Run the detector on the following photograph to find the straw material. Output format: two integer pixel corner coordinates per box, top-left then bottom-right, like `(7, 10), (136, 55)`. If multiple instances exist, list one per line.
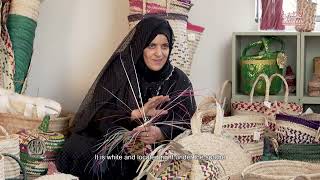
(185, 22), (204, 75)
(232, 74), (303, 131)
(241, 160), (320, 180)
(0, 112), (73, 135)
(141, 103), (252, 180)
(295, 0), (317, 32)
(0, 126), (21, 179)
(9, 0), (41, 21)
(223, 114), (266, 162)
(275, 113), (320, 144)
(0, 155), (4, 180)
(34, 173), (79, 180)
(0, 0), (15, 91)
(278, 143), (320, 162)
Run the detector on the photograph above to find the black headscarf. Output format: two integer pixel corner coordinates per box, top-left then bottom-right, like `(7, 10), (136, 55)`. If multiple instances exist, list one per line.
(73, 16), (175, 133)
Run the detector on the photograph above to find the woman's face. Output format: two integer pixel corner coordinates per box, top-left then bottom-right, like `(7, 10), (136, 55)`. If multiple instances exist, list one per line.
(143, 34), (170, 71)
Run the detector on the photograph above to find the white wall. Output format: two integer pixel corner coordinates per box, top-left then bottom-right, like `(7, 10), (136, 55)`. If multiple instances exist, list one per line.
(26, 0), (257, 112)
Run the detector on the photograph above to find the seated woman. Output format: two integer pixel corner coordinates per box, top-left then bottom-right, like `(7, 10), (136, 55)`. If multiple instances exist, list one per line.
(56, 16), (196, 180)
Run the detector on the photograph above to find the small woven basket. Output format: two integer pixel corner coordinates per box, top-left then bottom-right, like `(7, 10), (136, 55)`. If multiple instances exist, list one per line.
(0, 126), (20, 179)
(241, 160), (320, 180)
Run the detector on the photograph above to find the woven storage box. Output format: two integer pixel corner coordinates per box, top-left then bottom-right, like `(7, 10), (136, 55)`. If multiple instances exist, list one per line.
(0, 112), (73, 135)
(139, 103), (252, 180)
(241, 160), (320, 180)
(0, 126), (21, 179)
(275, 113), (320, 144)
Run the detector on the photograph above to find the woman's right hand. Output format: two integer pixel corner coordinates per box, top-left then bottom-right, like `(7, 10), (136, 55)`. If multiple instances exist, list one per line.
(131, 95), (170, 120)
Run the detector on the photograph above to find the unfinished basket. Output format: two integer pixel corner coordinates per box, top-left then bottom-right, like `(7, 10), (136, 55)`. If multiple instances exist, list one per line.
(241, 160), (320, 180)
(0, 125), (20, 179)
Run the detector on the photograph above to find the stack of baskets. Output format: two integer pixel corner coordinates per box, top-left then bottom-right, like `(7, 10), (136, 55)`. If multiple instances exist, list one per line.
(127, 0), (204, 76)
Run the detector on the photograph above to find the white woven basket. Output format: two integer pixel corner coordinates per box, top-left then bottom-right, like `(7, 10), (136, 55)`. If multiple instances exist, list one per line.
(0, 126), (21, 179)
(241, 160), (320, 180)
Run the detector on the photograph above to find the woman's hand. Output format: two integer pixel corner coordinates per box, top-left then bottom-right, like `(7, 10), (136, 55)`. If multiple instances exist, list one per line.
(132, 125), (165, 144)
(131, 95), (170, 120)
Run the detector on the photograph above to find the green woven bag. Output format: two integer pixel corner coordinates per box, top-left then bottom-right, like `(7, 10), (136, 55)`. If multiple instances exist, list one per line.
(240, 37), (287, 95)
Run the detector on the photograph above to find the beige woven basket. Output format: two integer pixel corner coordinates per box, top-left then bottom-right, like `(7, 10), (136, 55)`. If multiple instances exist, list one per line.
(0, 112), (73, 135)
(241, 160), (320, 180)
(0, 125), (20, 179)
(9, 0), (41, 21)
(0, 155), (4, 180)
(223, 114), (267, 162)
(141, 103), (252, 180)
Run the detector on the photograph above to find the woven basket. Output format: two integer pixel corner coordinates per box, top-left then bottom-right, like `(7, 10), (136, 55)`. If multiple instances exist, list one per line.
(0, 155), (4, 180)
(223, 115), (267, 162)
(9, 0), (41, 21)
(142, 103), (252, 180)
(34, 173), (79, 180)
(0, 126), (20, 179)
(295, 0), (317, 32)
(0, 112), (73, 135)
(197, 96), (216, 133)
(241, 160), (320, 180)
(128, 0), (192, 16)
(185, 22), (204, 75)
(275, 113), (320, 144)
(278, 143), (320, 162)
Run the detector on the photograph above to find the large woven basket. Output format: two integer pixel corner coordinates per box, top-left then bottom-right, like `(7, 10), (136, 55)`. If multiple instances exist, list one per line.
(0, 112), (73, 135)
(0, 126), (20, 179)
(140, 103), (252, 180)
(241, 160), (320, 180)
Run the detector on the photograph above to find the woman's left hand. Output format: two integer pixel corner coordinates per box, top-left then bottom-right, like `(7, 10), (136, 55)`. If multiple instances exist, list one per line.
(132, 125), (165, 144)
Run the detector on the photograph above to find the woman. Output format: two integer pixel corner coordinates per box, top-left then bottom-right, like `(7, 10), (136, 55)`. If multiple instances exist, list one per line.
(56, 16), (196, 180)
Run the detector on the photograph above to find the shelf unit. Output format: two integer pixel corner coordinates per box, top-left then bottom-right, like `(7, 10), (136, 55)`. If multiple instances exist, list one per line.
(232, 31), (301, 104)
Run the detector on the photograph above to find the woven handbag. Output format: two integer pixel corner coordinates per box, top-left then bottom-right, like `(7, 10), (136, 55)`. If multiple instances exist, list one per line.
(232, 73), (303, 131)
(0, 126), (21, 179)
(137, 103), (252, 180)
(275, 113), (320, 144)
(240, 37), (286, 95)
(223, 114), (267, 163)
(295, 0), (317, 32)
(241, 160), (320, 180)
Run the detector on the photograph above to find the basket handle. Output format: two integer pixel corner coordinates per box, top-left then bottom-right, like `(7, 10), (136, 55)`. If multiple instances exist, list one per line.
(241, 37), (285, 58)
(197, 96), (216, 111)
(1, 153), (27, 180)
(269, 73), (289, 104)
(0, 125), (10, 138)
(249, 74), (270, 103)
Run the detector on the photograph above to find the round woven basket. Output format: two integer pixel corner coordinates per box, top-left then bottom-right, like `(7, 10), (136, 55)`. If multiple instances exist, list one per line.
(0, 112), (73, 135)
(241, 160), (320, 180)
(0, 126), (20, 179)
